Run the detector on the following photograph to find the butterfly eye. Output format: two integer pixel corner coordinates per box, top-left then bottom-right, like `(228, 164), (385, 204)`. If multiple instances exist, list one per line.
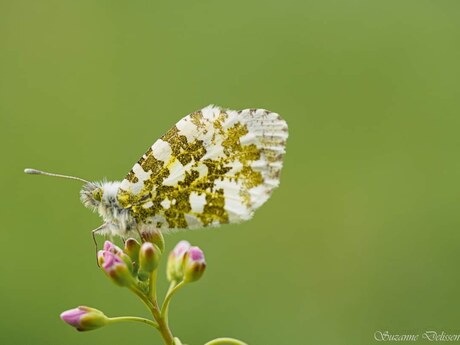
(93, 188), (103, 202)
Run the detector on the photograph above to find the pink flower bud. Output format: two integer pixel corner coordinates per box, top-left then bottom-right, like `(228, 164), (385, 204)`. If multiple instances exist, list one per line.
(103, 241), (123, 255)
(173, 240), (192, 257)
(166, 241), (191, 282)
(183, 246), (206, 283)
(60, 306), (108, 332)
(98, 250), (134, 287)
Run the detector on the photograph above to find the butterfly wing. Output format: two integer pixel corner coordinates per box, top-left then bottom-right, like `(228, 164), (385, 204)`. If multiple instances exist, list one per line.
(117, 105), (288, 230)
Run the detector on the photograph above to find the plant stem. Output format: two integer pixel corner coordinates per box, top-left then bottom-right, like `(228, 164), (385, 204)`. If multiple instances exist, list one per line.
(129, 285), (156, 311)
(108, 316), (159, 329)
(162, 280), (176, 321)
(204, 338), (248, 345)
(151, 296), (175, 345)
(166, 280), (177, 296)
(160, 280), (186, 320)
(129, 285), (175, 345)
(149, 270), (158, 302)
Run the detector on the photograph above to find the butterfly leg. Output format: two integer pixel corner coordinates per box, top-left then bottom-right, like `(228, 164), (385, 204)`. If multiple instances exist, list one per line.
(91, 223), (107, 267)
(134, 226), (144, 243)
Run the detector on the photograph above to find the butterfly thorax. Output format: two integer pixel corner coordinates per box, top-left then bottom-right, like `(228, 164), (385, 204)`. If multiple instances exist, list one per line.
(80, 181), (136, 235)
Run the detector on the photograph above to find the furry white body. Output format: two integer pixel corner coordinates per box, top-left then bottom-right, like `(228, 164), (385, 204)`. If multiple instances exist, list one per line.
(80, 181), (147, 236)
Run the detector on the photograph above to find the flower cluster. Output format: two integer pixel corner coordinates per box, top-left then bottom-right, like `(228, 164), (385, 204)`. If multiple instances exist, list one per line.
(59, 234), (215, 344)
(94, 238), (206, 291)
(167, 240), (207, 283)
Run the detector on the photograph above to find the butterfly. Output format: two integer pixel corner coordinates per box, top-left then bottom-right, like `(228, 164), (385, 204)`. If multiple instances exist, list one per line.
(25, 105), (288, 238)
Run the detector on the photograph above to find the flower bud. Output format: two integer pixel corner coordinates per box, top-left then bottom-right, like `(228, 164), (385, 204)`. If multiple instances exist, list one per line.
(102, 241), (134, 269)
(97, 250), (106, 267)
(141, 230), (165, 253)
(166, 240), (191, 282)
(183, 246), (206, 283)
(124, 238), (141, 264)
(60, 306), (108, 332)
(103, 241), (123, 255)
(98, 251), (134, 287)
(139, 242), (161, 273)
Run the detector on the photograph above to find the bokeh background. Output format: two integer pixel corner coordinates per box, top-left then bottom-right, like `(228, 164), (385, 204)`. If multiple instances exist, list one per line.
(1, 1), (460, 344)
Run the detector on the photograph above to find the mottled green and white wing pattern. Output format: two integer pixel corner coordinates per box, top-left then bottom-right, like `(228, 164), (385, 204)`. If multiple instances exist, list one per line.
(117, 105), (288, 230)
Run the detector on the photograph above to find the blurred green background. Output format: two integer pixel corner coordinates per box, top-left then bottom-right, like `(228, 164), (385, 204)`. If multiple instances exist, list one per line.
(1, 1), (460, 344)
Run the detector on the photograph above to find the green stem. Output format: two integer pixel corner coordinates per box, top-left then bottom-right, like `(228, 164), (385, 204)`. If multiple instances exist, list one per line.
(149, 270), (158, 302)
(204, 338), (248, 345)
(152, 296), (174, 345)
(166, 280), (177, 296)
(129, 285), (157, 311)
(129, 285), (175, 345)
(162, 280), (177, 321)
(160, 280), (186, 320)
(108, 316), (159, 329)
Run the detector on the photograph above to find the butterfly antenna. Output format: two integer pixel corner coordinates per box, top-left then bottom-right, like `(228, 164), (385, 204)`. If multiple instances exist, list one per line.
(24, 168), (90, 184)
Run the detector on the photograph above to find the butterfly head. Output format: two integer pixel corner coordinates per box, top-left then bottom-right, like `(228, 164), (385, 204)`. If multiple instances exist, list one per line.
(80, 180), (123, 211)
(80, 182), (104, 211)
